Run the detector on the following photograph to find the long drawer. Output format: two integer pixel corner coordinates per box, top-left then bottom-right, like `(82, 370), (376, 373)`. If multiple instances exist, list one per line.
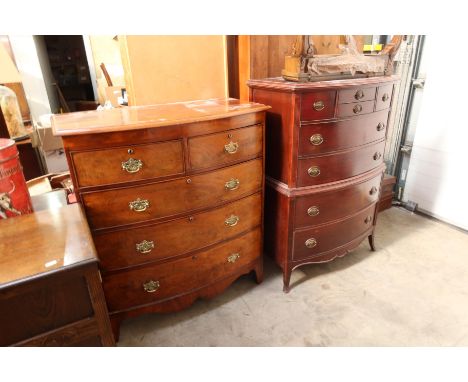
(297, 140), (385, 187)
(294, 171), (382, 229)
(103, 228), (262, 312)
(71, 140), (184, 187)
(189, 124), (263, 170)
(82, 158), (263, 229)
(292, 203), (376, 261)
(94, 193), (262, 271)
(299, 109), (389, 156)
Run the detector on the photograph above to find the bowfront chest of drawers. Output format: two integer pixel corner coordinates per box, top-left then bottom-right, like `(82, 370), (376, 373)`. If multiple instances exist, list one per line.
(52, 99), (269, 339)
(248, 76), (399, 292)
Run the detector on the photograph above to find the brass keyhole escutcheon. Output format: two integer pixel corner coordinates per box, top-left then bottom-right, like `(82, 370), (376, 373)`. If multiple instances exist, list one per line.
(143, 280), (160, 293)
(307, 206), (320, 217)
(308, 166), (321, 177)
(305, 238), (317, 249)
(353, 104), (363, 114)
(313, 100), (325, 111)
(310, 134), (324, 146)
(377, 122), (385, 131)
(127, 148), (134, 154)
(355, 90), (364, 100)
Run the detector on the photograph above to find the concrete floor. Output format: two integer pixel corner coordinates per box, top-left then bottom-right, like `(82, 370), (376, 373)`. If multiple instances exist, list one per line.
(118, 207), (468, 346)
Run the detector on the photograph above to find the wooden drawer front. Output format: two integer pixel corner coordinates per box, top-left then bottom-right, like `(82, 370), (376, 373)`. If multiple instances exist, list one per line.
(294, 173), (382, 229)
(72, 140), (184, 187)
(338, 86), (377, 104)
(292, 204), (376, 261)
(189, 124), (263, 170)
(337, 100), (375, 118)
(82, 158), (263, 229)
(376, 84), (394, 111)
(299, 109), (389, 156)
(301, 91), (336, 121)
(94, 193), (262, 271)
(103, 229), (261, 312)
(297, 140), (385, 187)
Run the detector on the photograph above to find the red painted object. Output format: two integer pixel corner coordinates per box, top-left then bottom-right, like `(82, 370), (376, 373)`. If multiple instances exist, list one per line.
(0, 138), (32, 219)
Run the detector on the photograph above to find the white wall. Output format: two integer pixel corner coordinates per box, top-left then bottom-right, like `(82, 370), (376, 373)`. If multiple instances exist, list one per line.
(403, 36), (468, 230)
(8, 35), (52, 121)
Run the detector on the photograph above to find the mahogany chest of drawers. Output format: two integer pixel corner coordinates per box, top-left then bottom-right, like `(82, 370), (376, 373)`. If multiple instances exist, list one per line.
(52, 99), (269, 340)
(248, 76), (399, 292)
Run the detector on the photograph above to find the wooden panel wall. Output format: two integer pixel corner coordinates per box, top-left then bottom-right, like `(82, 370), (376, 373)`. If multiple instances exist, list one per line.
(234, 35), (365, 100)
(120, 36), (228, 106)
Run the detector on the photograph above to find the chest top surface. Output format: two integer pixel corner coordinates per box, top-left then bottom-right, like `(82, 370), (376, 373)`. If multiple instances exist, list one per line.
(247, 75), (400, 92)
(52, 98), (270, 136)
(0, 203), (97, 287)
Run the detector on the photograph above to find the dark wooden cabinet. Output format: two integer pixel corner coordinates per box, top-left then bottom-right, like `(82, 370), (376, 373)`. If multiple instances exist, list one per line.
(0, 201), (114, 346)
(52, 99), (269, 340)
(248, 76), (399, 292)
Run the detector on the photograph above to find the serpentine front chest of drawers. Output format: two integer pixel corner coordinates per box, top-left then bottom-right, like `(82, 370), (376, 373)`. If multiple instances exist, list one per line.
(52, 99), (269, 340)
(248, 76), (399, 292)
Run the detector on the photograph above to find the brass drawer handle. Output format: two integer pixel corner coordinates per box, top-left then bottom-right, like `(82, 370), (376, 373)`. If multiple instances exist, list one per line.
(305, 238), (317, 249)
(307, 166), (321, 177)
(377, 122), (385, 131)
(369, 186), (378, 196)
(353, 104), (363, 114)
(307, 206), (320, 216)
(225, 178), (240, 191)
(227, 253), (240, 263)
(225, 215), (240, 227)
(136, 240), (155, 254)
(382, 93), (389, 102)
(143, 280), (160, 293)
(373, 152), (382, 161)
(364, 215), (373, 224)
(122, 158), (143, 173)
(313, 100), (325, 111)
(355, 89), (365, 100)
(309, 134), (324, 146)
(224, 141), (239, 154)
(129, 198), (150, 212)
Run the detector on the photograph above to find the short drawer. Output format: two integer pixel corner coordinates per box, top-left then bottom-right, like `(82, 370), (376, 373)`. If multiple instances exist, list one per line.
(301, 91), (336, 121)
(94, 193), (262, 271)
(82, 158), (263, 229)
(189, 124), (263, 170)
(71, 140), (184, 187)
(338, 86), (377, 104)
(376, 84), (394, 111)
(292, 203), (376, 261)
(294, 172), (382, 229)
(103, 228), (262, 313)
(299, 109), (389, 156)
(337, 100), (375, 118)
(297, 140), (385, 187)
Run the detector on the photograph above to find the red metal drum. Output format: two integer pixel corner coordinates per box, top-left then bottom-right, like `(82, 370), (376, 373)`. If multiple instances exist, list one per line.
(0, 138), (32, 219)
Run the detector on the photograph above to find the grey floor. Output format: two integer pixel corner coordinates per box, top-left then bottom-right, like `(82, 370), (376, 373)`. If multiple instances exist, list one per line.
(118, 207), (468, 346)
